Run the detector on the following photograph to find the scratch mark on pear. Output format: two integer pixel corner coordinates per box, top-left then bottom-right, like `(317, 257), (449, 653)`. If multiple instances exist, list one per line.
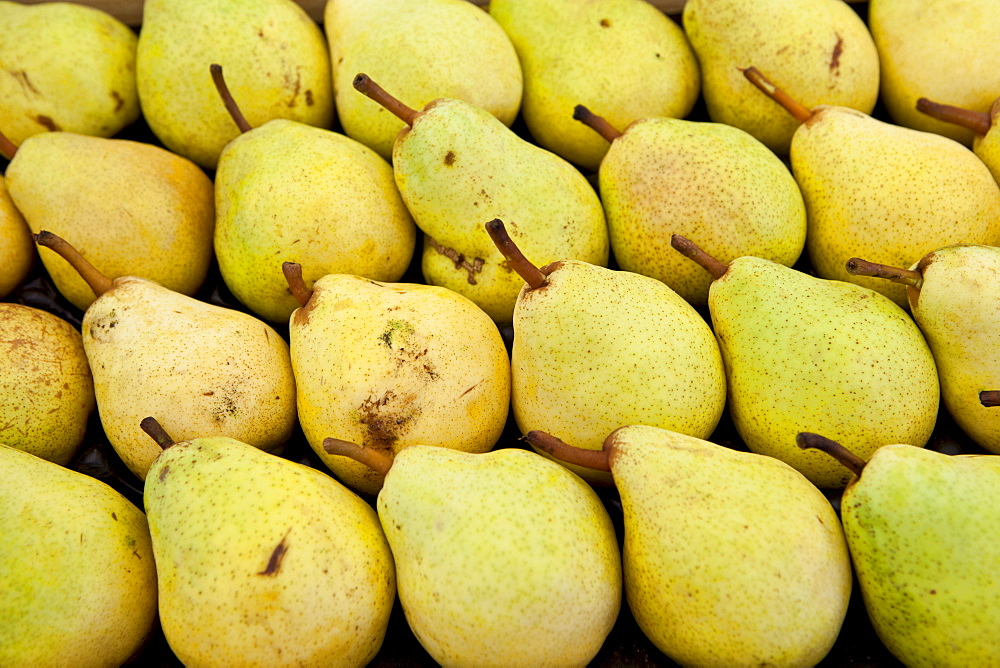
(426, 236), (484, 285)
(258, 529), (291, 576)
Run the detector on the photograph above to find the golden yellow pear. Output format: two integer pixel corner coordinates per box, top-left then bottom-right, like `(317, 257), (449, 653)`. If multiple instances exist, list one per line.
(0, 176), (33, 299)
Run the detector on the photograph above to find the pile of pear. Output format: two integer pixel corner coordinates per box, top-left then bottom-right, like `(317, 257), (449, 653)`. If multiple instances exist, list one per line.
(3, 0), (1000, 665)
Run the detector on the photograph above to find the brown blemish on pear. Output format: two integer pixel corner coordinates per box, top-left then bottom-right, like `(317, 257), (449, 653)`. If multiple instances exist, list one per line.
(425, 236), (484, 284)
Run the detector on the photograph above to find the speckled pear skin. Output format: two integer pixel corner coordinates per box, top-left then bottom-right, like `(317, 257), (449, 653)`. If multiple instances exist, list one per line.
(145, 436), (395, 667)
(512, 259), (726, 484)
(710, 256), (939, 488)
(599, 117), (806, 307)
(377, 446), (621, 667)
(0, 444), (157, 667)
(792, 106), (1000, 308)
(972, 102), (1000, 185)
(0, 177), (34, 299)
(841, 444), (1000, 666)
(608, 425), (851, 667)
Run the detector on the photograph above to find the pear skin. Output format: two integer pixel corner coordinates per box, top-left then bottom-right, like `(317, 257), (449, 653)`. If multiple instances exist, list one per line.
(0, 176), (34, 298)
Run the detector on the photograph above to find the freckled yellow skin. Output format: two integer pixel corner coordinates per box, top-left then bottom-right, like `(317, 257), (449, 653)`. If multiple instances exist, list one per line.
(609, 425), (851, 667)
(378, 446), (621, 667)
(710, 256), (939, 488)
(793, 106), (1000, 307)
(0, 445), (158, 667)
(83, 278), (297, 481)
(842, 445), (1000, 666)
(0, 177), (34, 299)
(291, 275), (510, 496)
(973, 123), (1000, 186)
(145, 437), (395, 667)
(5, 132), (215, 312)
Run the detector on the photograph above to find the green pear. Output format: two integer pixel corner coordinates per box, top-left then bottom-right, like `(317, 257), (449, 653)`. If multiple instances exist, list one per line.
(286, 264), (510, 495)
(325, 0), (522, 161)
(325, 438), (621, 667)
(674, 236), (939, 488)
(0, 1), (139, 154)
(574, 105), (806, 307)
(489, 0), (700, 172)
(800, 433), (1000, 666)
(0, 175), (33, 299)
(142, 420), (395, 667)
(532, 426), (852, 667)
(136, 0), (334, 170)
(35, 231), (297, 481)
(683, 0), (879, 155)
(210, 65), (416, 324)
(916, 96), (1000, 185)
(0, 444), (157, 666)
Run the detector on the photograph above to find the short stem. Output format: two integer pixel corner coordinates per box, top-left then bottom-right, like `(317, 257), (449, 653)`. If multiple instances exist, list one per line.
(524, 430), (612, 472)
(33, 230), (114, 297)
(742, 66), (813, 124)
(485, 219), (547, 289)
(140, 417), (176, 449)
(796, 432), (866, 478)
(916, 98), (991, 137)
(670, 235), (728, 280)
(282, 262), (312, 307)
(210, 64), (253, 133)
(845, 258), (923, 288)
(981, 391), (1000, 408)
(353, 74), (418, 126)
(573, 105), (623, 143)
(323, 438), (394, 477)
(0, 127), (17, 159)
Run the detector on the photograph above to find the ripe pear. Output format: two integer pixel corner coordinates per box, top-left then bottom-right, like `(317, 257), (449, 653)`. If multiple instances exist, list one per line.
(325, 438), (622, 667)
(0, 1), (139, 154)
(801, 433), (1000, 666)
(674, 236), (939, 488)
(0, 175), (33, 299)
(35, 231), (297, 481)
(142, 420), (395, 667)
(917, 96), (1000, 185)
(683, 0), (879, 155)
(286, 263), (510, 496)
(136, 0), (334, 170)
(532, 426), (852, 667)
(325, 0), (522, 161)
(0, 444), (157, 667)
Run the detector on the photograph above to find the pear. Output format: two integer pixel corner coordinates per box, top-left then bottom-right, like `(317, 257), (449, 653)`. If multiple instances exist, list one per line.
(35, 231), (297, 481)
(745, 67), (1000, 308)
(353, 75), (608, 326)
(136, 0), (334, 170)
(489, 219), (726, 484)
(489, 0), (699, 172)
(324, 438), (622, 667)
(285, 262), (510, 496)
(916, 96), (1000, 185)
(325, 0), (522, 161)
(0, 444), (157, 666)
(673, 235), (939, 488)
(574, 105), (806, 307)
(683, 0), (879, 155)
(0, 1), (139, 154)
(0, 175), (33, 299)
(800, 433), (1000, 666)
(531, 427), (852, 667)
(211, 65), (416, 324)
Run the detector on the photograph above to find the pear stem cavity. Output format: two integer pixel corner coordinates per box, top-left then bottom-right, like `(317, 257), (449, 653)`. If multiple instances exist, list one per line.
(33, 230), (114, 297)
(916, 98), (991, 137)
(323, 437), (394, 477)
(210, 63), (253, 134)
(485, 218), (547, 290)
(0, 127), (18, 159)
(670, 234), (728, 280)
(353, 74), (418, 126)
(140, 417), (176, 450)
(796, 432), (866, 478)
(845, 258), (923, 288)
(573, 105), (623, 143)
(282, 261), (312, 307)
(524, 430), (612, 472)
(742, 67), (813, 124)
(981, 391), (1000, 408)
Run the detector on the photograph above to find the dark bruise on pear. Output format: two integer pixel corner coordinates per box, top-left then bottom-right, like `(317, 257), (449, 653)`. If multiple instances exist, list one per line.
(845, 258), (923, 288)
(524, 430), (612, 472)
(323, 437), (394, 477)
(573, 105), (623, 143)
(484, 218), (547, 290)
(210, 63), (253, 134)
(741, 66), (814, 125)
(140, 416), (176, 450)
(33, 230), (115, 297)
(916, 97), (992, 137)
(796, 432), (867, 478)
(352, 73), (418, 126)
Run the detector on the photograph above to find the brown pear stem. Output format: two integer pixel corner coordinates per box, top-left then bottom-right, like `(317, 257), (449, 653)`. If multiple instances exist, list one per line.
(742, 67), (813, 124)
(33, 230), (114, 297)
(845, 258), (923, 288)
(210, 63), (253, 133)
(573, 105), (623, 143)
(353, 74), (418, 126)
(796, 432), (866, 478)
(485, 219), (547, 289)
(981, 391), (1000, 408)
(0, 127), (17, 159)
(670, 235), (728, 280)
(323, 438), (394, 477)
(916, 98), (991, 137)
(282, 261), (312, 307)
(140, 417), (176, 449)
(524, 430), (612, 472)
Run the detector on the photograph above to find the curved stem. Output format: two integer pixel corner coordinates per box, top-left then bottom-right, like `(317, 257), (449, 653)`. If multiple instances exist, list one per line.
(845, 258), (923, 288)
(916, 98), (991, 137)
(981, 390), (1000, 408)
(670, 235), (728, 280)
(485, 219), (547, 290)
(742, 67), (813, 124)
(0, 127), (17, 159)
(210, 64), (253, 134)
(523, 430), (612, 472)
(573, 105), (622, 143)
(33, 230), (114, 297)
(282, 261), (312, 307)
(796, 432), (866, 478)
(323, 438), (394, 477)
(353, 74), (418, 126)
(140, 417), (176, 449)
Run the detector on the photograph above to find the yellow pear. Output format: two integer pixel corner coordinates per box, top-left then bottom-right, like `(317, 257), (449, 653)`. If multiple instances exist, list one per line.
(917, 96), (1000, 185)
(0, 175), (33, 299)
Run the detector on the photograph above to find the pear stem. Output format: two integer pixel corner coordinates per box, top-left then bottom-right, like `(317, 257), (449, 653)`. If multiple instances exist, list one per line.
(796, 432), (867, 478)
(524, 430), (612, 472)
(981, 391), (1000, 408)
(0, 127), (17, 159)
(33, 230), (114, 298)
(140, 417), (176, 450)
(282, 261), (312, 307)
(485, 219), (547, 290)
(573, 105), (623, 143)
(916, 98), (991, 137)
(353, 74), (418, 126)
(210, 63), (253, 134)
(845, 258), (923, 288)
(323, 438), (394, 477)
(670, 234), (728, 280)
(742, 67), (813, 124)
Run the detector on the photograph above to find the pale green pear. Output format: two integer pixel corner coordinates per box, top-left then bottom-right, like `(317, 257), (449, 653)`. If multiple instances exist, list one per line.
(490, 0), (699, 172)
(325, 0), (522, 161)
(917, 96), (1000, 185)
(0, 176), (33, 299)
(0, 444), (157, 667)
